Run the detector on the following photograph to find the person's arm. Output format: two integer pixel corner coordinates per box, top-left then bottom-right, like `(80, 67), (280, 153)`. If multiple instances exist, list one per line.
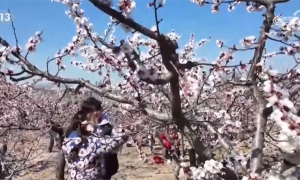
(91, 135), (129, 155)
(61, 134), (128, 164)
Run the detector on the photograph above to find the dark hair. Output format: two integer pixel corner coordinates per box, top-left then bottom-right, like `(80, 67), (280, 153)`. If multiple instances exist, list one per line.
(65, 97), (102, 137)
(83, 97), (102, 111)
(64, 98), (102, 162)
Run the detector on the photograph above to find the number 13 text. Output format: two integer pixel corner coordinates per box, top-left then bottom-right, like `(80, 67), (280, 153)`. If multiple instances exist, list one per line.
(0, 13), (12, 22)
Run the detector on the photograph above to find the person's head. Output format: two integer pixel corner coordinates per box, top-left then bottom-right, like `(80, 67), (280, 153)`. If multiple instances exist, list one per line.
(64, 97), (103, 162)
(83, 97), (102, 112)
(84, 97), (104, 122)
(65, 97), (102, 137)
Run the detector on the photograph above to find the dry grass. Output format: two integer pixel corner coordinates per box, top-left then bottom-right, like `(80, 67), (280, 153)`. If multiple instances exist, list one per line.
(9, 133), (176, 180)
(6, 131), (255, 180)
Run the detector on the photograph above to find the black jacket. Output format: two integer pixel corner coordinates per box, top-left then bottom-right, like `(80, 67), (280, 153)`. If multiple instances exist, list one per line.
(98, 123), (113, 136)
(99, 123), (119, 178)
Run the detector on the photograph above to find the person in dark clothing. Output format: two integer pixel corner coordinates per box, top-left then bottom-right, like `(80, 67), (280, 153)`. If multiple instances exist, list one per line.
(56, 97), (102, 180)
(76, 97), (119, 180)
(96, 118), (119, 180)
(93, 104), (119, 180)
(56, 97), (126, 180)
(96, 114), (112, 135)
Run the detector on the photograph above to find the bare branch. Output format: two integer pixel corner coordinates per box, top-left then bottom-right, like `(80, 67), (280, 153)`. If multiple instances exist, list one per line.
(88, 0), (158, 40)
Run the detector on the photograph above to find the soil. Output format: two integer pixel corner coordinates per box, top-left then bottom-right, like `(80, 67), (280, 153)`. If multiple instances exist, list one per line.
(11, 136), (176, 180)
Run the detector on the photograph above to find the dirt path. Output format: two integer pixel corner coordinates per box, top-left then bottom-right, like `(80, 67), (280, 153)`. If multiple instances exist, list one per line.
(12, 143), (175, 180)
(113, 146), (174, 180)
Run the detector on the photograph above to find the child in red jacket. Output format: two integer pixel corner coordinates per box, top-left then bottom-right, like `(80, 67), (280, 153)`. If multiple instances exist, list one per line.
(159, 134), (172, 161)
(169, 130), (181, 158)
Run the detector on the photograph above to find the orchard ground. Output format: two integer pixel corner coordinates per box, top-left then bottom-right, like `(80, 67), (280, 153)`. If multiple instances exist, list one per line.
(9, 131), (177, 180)
(7, 131), (253, 180)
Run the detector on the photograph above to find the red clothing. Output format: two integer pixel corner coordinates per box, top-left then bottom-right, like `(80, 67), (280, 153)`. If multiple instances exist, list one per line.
(163, 139), (172, 149)
(153, 155), (164, 164)
(159, 134), (167, 140)
(160, 133), (172, 149)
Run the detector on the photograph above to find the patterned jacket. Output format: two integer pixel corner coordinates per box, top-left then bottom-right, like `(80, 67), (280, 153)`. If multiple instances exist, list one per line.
(62, 131), (128, 180)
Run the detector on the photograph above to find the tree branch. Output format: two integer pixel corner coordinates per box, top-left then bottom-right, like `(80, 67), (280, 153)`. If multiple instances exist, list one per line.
(124, 50), (172, 85)
(88, 0), (158, 40)
(10, 52), (169, 122)
(178, 60), (251, 70)
(249, 2), (275, 175)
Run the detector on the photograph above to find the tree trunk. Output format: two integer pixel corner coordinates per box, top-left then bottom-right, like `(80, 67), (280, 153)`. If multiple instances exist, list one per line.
(56, 153), (66, 180)
(189, 148), (196, 167)
(0, 144), (7, 156)
(181, 133), (185, 157)
(0, 144), (8, 178)
(48, 132), (55, 153)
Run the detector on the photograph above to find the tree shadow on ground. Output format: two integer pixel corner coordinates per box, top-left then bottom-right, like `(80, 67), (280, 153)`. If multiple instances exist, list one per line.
(154, 146), (163, 151)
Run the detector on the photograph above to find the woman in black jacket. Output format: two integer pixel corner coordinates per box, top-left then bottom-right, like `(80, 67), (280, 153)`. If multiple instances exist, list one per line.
(56, 97), (121, 180)
(82, 97), (120, 180)
(97, 120), (119, 180)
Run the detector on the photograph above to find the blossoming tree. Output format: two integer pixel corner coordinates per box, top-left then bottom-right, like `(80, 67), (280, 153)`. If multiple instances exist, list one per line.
(1, 0), (300, 179)
(0, 76), (126, 178)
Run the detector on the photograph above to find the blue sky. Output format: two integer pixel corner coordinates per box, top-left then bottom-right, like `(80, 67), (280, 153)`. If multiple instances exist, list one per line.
(0, 0), (298, 84)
